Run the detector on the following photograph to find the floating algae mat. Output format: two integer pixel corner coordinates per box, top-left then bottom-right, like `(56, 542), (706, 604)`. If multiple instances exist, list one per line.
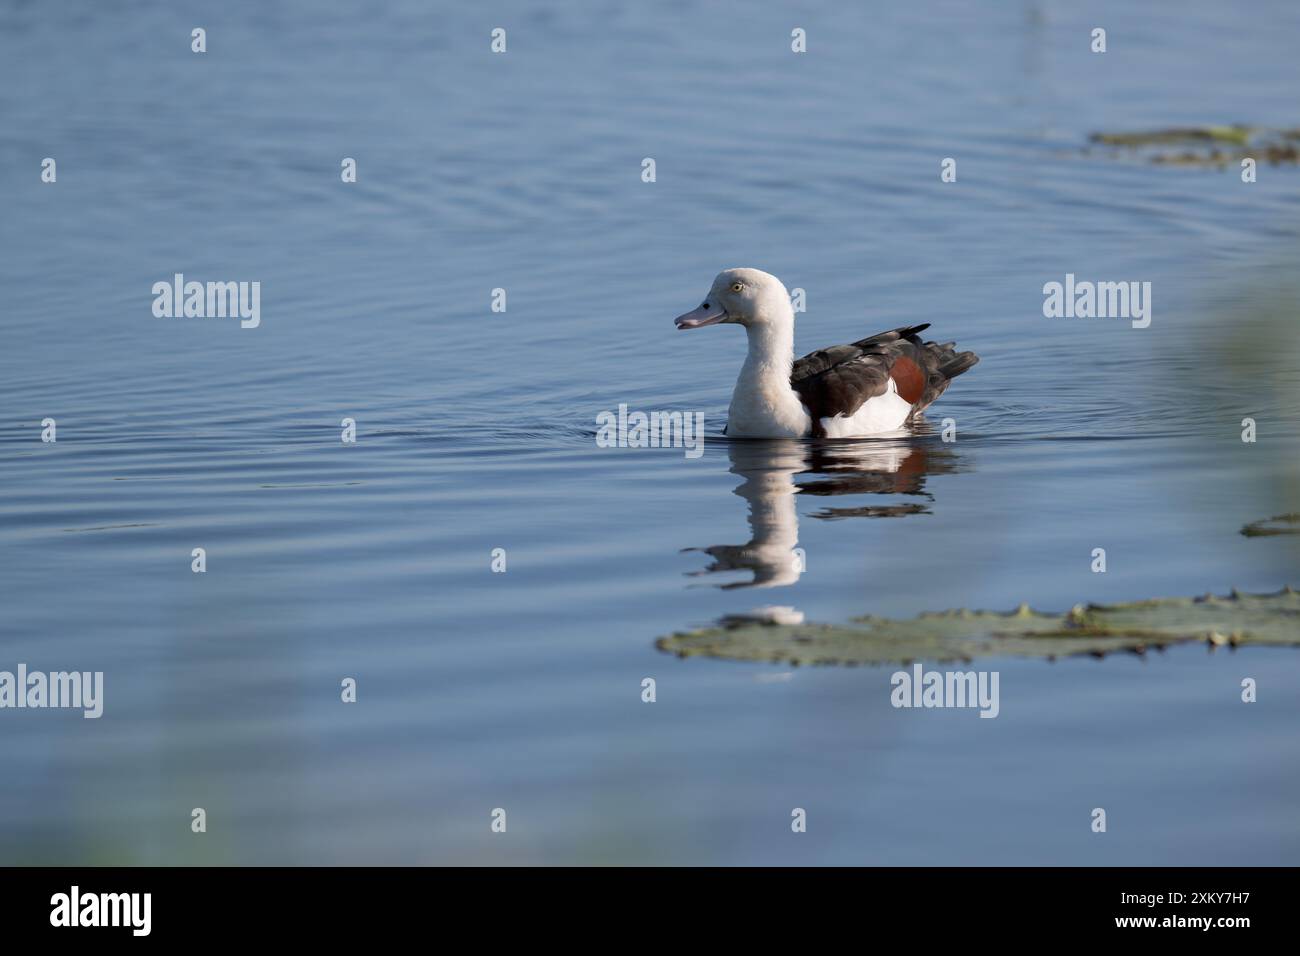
(1086, 125), (1300, 168)
(657, 589), (1300, 666)
(1241, 514), (1300, 537)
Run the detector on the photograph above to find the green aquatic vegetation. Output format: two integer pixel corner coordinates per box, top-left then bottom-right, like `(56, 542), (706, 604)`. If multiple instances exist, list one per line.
(1090, 126), (1254, 147)
(1086, 125), (1300, 167)
(656, 588), (1300, 666)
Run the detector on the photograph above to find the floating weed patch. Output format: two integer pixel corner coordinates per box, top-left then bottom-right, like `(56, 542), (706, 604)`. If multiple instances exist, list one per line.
(656, 588), (1300, 666)
(1241, 514), (1300, 537)
(1086, 126), (1300, 168)
(1091, 126), (1255, 147)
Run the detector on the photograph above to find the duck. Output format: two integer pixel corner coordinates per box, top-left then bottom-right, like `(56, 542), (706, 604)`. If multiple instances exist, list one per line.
(674, 268), (979, 438)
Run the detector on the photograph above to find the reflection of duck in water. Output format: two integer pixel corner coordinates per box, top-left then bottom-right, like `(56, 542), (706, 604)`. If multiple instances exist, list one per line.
(799, 440), (960, 520)
(686, 441), (806, 589)
(685, 438), (963, 589)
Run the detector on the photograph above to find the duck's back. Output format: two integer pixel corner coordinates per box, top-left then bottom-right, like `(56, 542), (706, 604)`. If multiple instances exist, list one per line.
(791, 323), (979, 437)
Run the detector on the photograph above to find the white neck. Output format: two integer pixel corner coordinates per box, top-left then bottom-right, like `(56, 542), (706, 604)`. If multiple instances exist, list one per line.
(728, 310), (810, 438)
(740, 321), (794, 383)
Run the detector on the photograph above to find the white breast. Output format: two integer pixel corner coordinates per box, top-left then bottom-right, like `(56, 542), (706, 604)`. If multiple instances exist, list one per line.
(727, 382), (813, 438)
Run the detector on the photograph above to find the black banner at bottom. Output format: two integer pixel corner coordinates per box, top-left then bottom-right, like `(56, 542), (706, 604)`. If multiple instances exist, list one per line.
(0, 866), (1285, 941)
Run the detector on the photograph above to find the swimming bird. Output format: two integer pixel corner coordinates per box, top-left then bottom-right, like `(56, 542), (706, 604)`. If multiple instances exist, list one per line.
(674, 268), (979, 438)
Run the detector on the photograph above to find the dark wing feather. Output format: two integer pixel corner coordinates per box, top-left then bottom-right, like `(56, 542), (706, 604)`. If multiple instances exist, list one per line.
(791, 350), (893, 437)
(791, 323), (978, 437)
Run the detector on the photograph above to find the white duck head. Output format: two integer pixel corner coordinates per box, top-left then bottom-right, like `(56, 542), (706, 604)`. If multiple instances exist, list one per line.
(674, 268), (793, 332)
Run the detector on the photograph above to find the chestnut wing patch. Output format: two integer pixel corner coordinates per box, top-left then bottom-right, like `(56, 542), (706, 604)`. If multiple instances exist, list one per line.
(889, 355), (925, 405)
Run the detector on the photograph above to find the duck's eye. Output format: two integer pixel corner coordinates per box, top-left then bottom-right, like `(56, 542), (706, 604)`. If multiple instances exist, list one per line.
(730, 282), (744, 292)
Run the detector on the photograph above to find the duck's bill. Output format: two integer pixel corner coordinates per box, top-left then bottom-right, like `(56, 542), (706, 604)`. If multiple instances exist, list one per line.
(675, 305), (728, 329)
